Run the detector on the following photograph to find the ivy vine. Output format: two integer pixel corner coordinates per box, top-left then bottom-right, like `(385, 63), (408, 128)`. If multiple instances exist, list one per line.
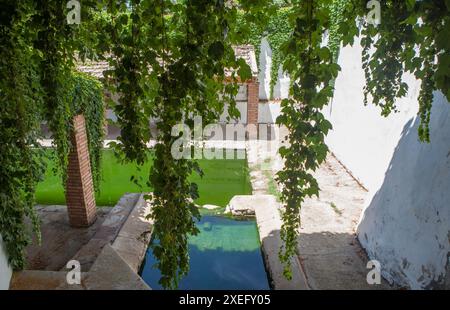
(69, 72), (105, 191)
(276, 0), (337, 278)
(0, 0), (44, 270)
(0, 0), (104, 269)
(238, 5), (292, 99)
(1, 0), (449, 289)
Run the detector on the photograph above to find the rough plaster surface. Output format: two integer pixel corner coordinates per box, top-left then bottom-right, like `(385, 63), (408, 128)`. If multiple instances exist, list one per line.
(258, 38), (289, 101)
(325, 37), (450, 289)
(258, 38), (272, 100)
(258, 102), (281, 124)
(0, 236), (12, 290)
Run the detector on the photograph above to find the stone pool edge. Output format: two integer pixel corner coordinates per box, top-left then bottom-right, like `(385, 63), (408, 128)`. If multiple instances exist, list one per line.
(111, 193), (309, 290)
(112, 194), (154, 275)
(227, 194), (309, 290)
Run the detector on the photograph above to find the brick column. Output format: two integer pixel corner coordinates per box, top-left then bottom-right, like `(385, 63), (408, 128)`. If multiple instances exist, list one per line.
(247, 79), (259, 125)
(66, 114), (97, 227)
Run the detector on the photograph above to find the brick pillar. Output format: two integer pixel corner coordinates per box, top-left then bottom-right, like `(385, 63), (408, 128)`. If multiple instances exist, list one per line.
(66, 114), (97, 227)
(247, 79), (259, 125)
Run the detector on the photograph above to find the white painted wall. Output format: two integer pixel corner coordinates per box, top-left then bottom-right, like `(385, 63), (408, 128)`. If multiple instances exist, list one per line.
(324, 37), (450, 289)
(258, 38), (272, 101)
(258, 102), (281, 123)
(219, 101), (247, 123)
(0, 236), (12, 290)
(273, 64), (290, 100)
(258, 38), (290, 101)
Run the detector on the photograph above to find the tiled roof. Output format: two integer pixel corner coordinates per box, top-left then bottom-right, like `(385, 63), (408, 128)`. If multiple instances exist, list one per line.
(77, 45), (258, 79)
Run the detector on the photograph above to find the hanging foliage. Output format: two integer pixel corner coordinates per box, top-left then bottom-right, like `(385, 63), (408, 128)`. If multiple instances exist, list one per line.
(1, 0), (449, 289)
(276, 0), (337, 278)
(96, 0), (263, 289)
(0, 0), (45, 269)
(341, 0), (450, 142)
(238, 5), (292, 98)
(69, 72), (105, 191)
(275, 0), (450, 277)
(0, 0), (104, 269)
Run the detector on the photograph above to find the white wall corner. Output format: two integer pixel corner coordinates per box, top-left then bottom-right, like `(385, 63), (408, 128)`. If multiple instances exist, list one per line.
(0, 236), (12, 290)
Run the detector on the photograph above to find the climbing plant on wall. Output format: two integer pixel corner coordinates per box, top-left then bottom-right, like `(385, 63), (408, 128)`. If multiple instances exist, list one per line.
(238, 5), (292, 99)
(328, 0), (348, 61)
(0, 0), (45, 269)
(351, 0), (450, 142)
(0, 0), (104, 269)
(69, 72), (105, 191)
(1, 0), (449, 288)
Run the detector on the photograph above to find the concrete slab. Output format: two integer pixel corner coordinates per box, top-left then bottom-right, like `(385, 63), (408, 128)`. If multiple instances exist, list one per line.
(70, 193), (139, 271)
(112, 194), (153, 273)
(252, 195), (309, 290)
(25, 206), (111, 271)
(297, 155), (394, 289)
(84, 245), (150, 290)
(10, 270), (86, 290)
(17, 194), (150, 290)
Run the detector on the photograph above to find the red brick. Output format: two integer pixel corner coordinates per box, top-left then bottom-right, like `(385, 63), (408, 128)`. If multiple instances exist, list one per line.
(247, 80), (259, 125)
(66, 114), (97, 227)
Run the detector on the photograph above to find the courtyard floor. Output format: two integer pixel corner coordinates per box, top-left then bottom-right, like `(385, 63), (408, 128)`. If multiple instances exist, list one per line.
(246, 126), (395, 289)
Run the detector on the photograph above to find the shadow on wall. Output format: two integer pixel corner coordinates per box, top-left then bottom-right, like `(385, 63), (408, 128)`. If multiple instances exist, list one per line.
(357, 91), (450, 289)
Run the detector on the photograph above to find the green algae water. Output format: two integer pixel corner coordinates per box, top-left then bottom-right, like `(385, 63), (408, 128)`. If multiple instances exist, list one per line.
(140, 215), (270, 290)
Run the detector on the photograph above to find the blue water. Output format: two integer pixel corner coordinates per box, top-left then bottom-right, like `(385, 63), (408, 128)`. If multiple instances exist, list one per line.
(140, 216), (270, 290)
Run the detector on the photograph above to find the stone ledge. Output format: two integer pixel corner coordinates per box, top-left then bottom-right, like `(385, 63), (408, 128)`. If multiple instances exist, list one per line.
(112, 194), (153, 273)
(84, 244), (150, 290)
(69, 193), (139, 272)
(252, 194), (309, 290)
(226, 194), (276, 217)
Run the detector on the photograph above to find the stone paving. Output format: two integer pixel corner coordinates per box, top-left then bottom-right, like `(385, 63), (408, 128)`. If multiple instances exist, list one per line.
(245, 125), (394, 289)
(25, 206), (112, 271)
(298, 155), (393, 289)
(11, 193), (151, 290)
(28, 126), (396, 290)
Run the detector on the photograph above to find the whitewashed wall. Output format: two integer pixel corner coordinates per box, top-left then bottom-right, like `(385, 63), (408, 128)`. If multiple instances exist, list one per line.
(258, 102), (281, 123)
(273, 65), (290, 100)
(324, 37), (450, 289)
(258, 38), (272, 101)
(258, 38), (290, 101)
(0, 236), (11, 290)
(219, 101), (247, 123)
